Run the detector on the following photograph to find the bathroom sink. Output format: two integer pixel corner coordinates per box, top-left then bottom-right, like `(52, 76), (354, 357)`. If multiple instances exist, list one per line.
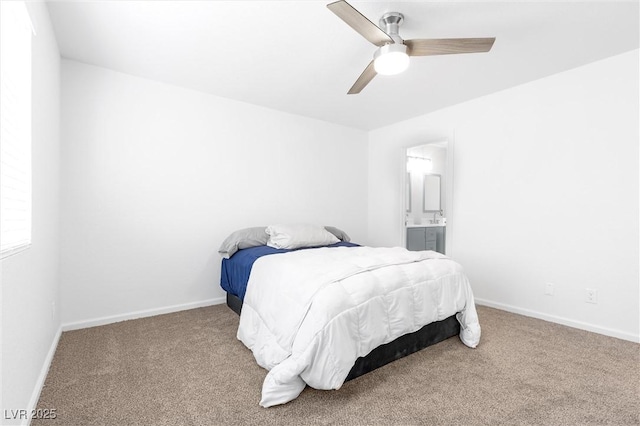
(406, 221), (446, 228)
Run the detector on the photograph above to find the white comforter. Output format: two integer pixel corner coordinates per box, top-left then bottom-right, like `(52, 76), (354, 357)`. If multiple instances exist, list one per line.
(237, 246), (481, 407)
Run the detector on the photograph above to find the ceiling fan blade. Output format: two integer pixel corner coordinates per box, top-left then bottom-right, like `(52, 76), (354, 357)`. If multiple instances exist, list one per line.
(327, 0), (393, 47)
(348, 61), (377, 94)
(405, 38), (496, 56)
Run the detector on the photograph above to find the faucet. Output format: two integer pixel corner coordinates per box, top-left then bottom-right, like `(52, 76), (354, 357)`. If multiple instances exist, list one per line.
(430, 210), (443, 224)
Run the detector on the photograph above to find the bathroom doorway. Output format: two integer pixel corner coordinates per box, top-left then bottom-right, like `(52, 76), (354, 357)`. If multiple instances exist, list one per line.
(402, 140), (452, 254)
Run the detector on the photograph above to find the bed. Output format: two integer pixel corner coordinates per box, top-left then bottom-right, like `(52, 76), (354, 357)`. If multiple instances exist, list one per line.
(219, 224), (480, 407)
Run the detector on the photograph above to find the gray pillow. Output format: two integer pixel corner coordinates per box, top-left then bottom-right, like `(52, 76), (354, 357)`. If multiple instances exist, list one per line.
(218, 227), (268, 258)
(324, 226), (351, 242)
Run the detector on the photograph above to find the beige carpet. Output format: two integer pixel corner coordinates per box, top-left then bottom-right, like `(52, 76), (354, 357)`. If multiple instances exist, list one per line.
(35, 305), (639, 426)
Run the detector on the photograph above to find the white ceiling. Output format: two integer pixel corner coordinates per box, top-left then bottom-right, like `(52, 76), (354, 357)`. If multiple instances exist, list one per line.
(47, 1), (639, 130)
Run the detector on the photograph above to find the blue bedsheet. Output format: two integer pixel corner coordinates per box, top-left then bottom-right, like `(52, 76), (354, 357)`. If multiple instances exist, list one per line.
(220, 242), (359, 301)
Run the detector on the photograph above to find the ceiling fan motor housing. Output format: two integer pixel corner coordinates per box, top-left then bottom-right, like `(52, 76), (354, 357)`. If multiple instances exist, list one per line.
(374, 43), (408, 60)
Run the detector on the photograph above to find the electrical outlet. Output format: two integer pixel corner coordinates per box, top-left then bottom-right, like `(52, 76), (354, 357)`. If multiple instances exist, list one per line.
(545, 282), (555, 296)
(586, 288), (597, 304)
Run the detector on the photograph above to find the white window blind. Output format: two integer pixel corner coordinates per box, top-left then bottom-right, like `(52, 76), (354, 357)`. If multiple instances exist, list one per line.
(1, 1), (33, 259)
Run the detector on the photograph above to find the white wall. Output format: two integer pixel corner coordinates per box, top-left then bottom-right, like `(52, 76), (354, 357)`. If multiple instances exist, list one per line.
(60, 60), (368, 327)
(368, 50), (639, 341)
(1, 3), (61, 424)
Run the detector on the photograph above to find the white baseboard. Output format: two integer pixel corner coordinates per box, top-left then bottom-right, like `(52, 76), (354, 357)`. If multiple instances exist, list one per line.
(61, 297), (226, 332)
(25, 326), (62, 426)
(475, 298), (640, 343)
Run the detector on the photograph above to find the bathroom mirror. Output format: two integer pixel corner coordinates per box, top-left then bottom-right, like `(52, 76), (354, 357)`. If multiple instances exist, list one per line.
(423, 174), (441, 212)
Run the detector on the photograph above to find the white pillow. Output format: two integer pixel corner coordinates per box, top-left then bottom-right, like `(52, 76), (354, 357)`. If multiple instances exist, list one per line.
(218, 227), (268, 259)
(266, 223), (340, 249)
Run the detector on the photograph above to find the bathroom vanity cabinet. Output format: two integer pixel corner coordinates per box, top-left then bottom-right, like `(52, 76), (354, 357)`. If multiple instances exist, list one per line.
(406, 226), (446, 254)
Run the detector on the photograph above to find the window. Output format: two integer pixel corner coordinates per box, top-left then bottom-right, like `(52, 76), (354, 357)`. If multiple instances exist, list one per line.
(1, 1), (34, 259)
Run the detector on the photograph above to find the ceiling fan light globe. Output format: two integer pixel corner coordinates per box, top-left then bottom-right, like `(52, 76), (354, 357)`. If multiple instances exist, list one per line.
(374, 52), (409, 75)
(373, 43), (410, 75)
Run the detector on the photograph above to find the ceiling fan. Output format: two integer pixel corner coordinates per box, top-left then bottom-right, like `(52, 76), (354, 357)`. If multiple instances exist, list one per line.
(327, 0), (496, 94)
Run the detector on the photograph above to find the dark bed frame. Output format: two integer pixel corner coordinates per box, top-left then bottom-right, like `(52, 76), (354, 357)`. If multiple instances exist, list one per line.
(226, 292), (460, 382)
